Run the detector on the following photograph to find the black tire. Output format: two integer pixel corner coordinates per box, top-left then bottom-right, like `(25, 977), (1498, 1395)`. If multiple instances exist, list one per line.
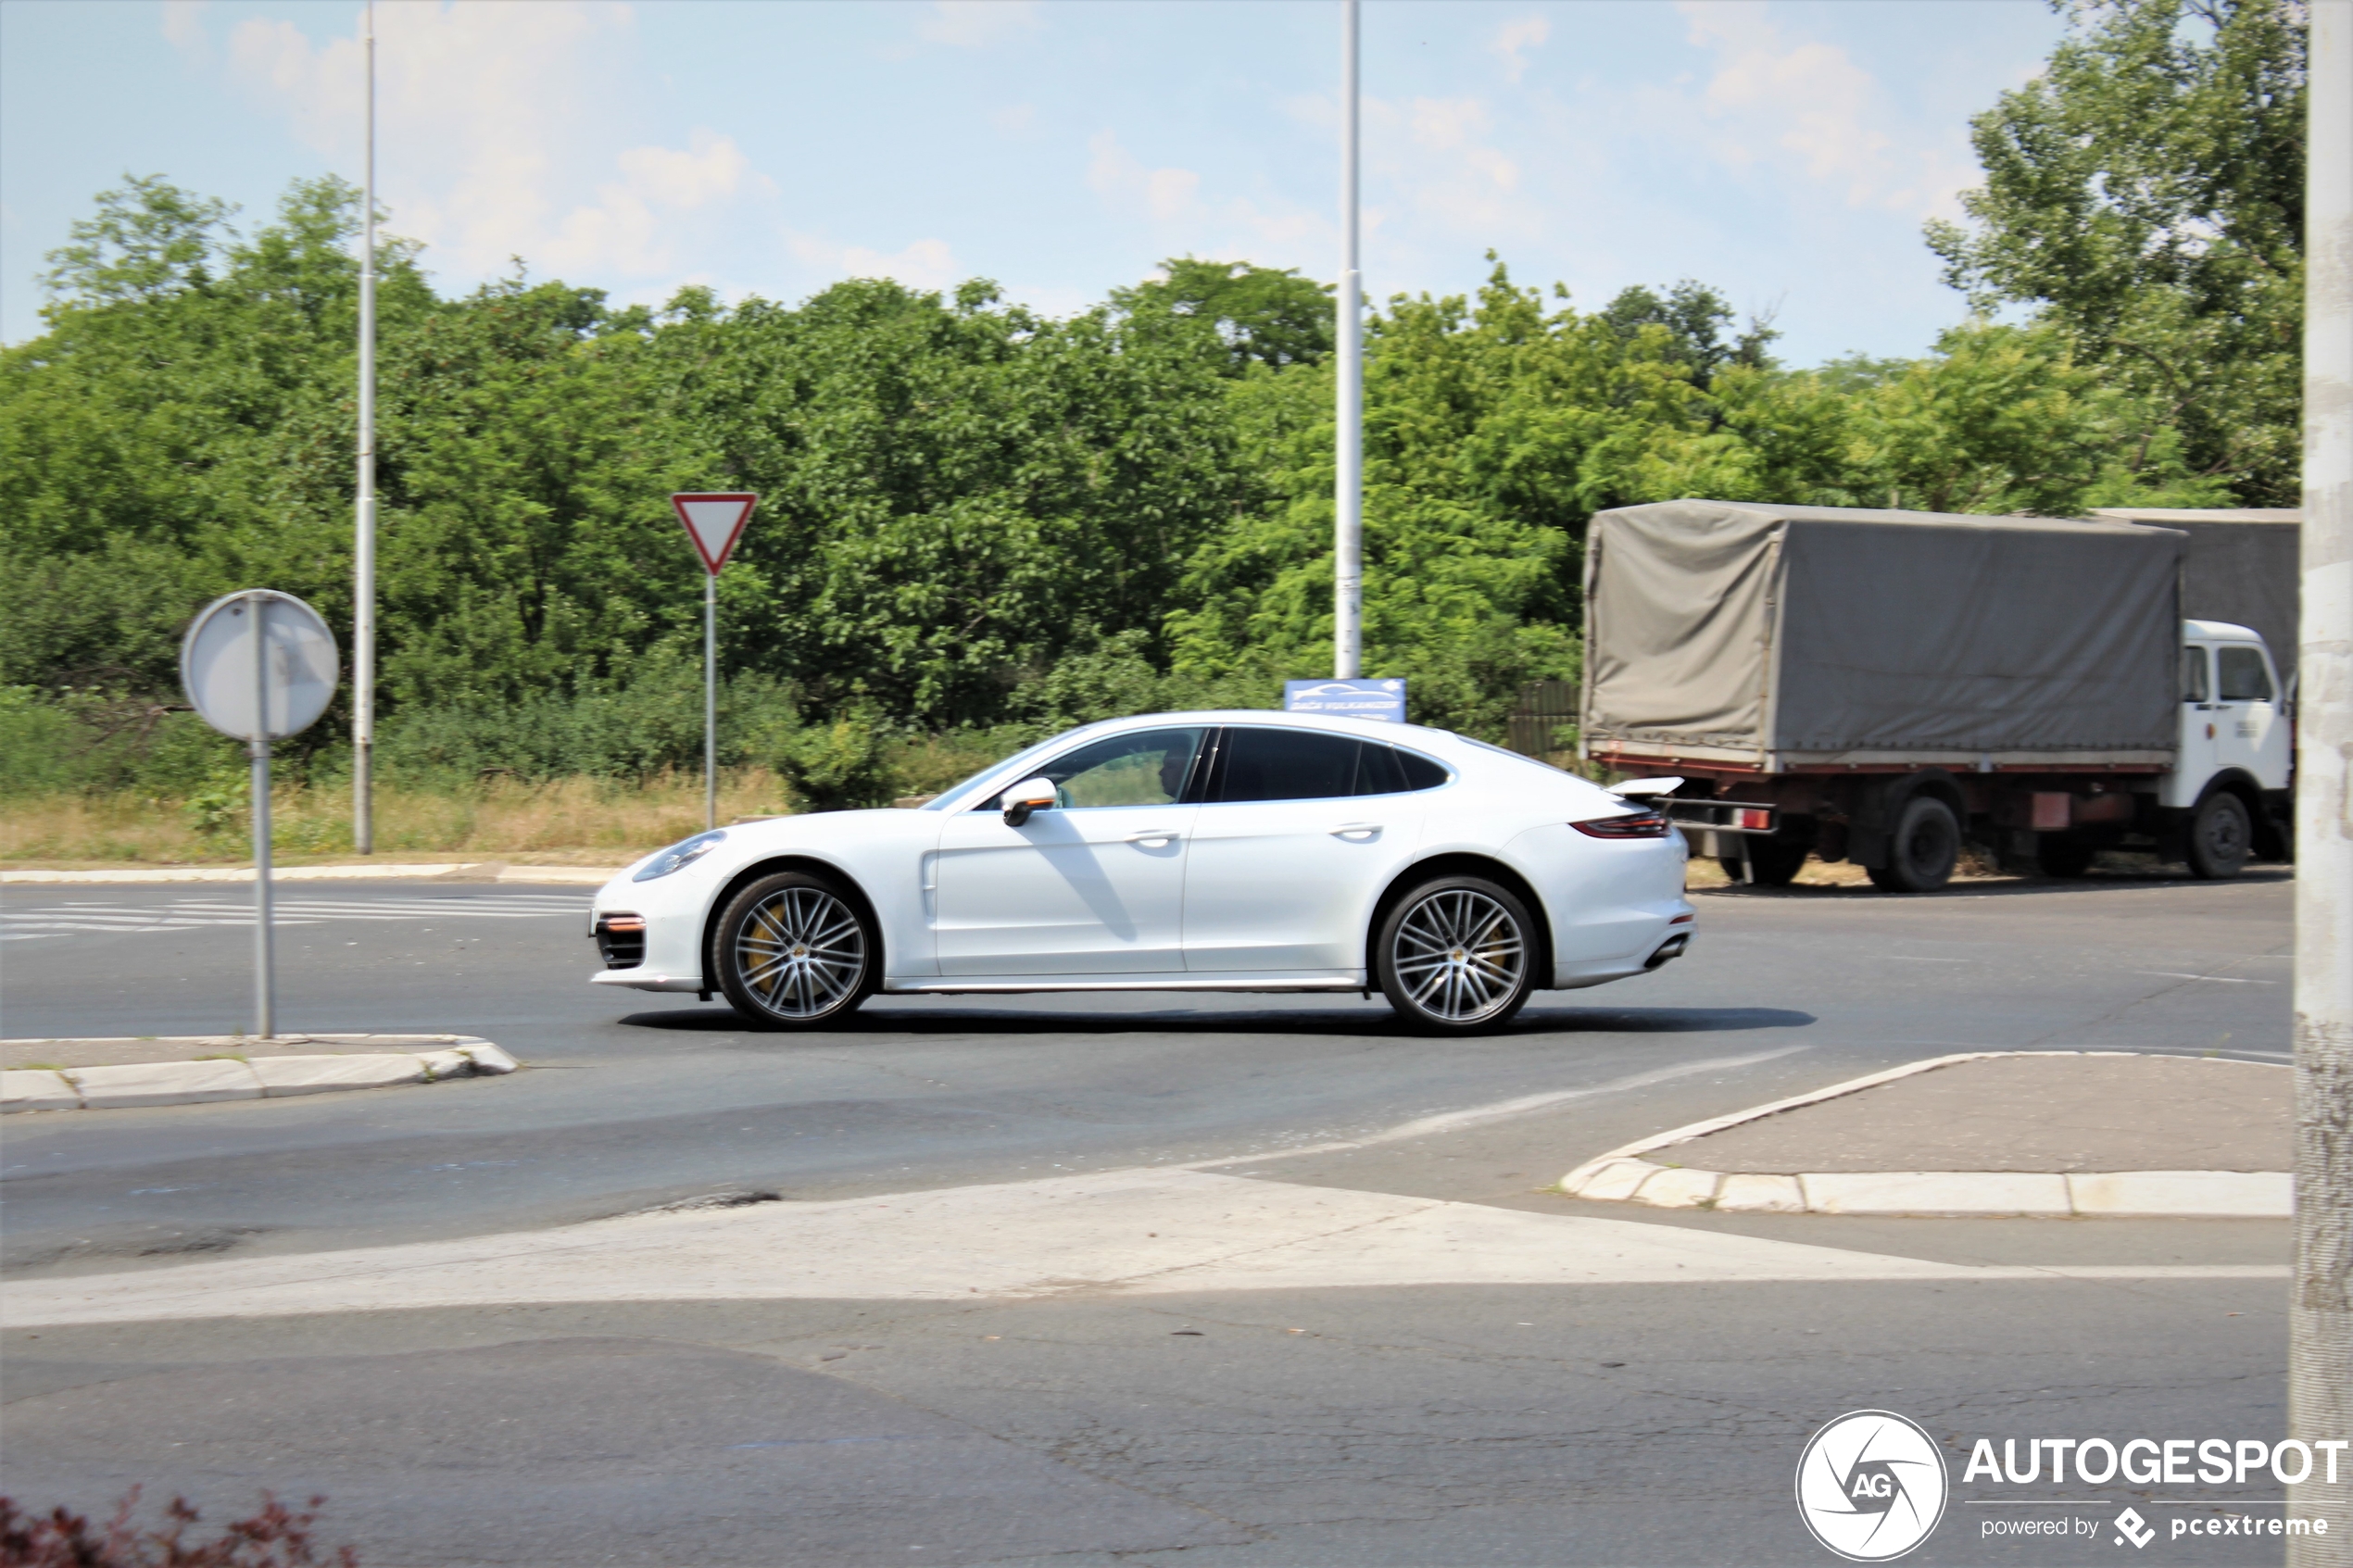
(1718, 836), (1808, 887)
(1375, 875), (1537, 1035)
(1874, 795), (1960, 892)
(712, 871), (876, 1029)
(2037, 832), (2097, 878)
(2185, 791), (2252, 880)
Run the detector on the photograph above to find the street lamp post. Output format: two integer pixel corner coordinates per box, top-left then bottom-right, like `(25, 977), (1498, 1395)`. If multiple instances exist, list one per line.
(352, 0), (378, 854)
(1334, 0), (1362, 681)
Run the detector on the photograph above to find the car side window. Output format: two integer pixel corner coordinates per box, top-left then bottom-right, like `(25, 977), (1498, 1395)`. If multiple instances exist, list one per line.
(1002, 726), (1204, 811)
(2217, 646), (2273, 703)
(1209, 730), (1453, 802)
(1214, 727), (1365, 803)
(1390, 748), (1450, 791)
(2181, 646), (2211, 704)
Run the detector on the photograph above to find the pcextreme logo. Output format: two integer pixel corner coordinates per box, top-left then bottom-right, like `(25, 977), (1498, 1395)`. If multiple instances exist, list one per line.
(1796, 1410), (1951, 1562)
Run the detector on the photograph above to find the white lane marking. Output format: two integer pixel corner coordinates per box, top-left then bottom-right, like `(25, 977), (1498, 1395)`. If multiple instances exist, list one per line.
(1, 893), (587, 937)
(1184, 1044), (1816, 1168)
(2133, 972), (2279, 985)
(0, 1167), (2285, 1329)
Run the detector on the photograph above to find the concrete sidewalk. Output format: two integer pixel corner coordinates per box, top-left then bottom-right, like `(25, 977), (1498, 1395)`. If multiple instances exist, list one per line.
(1560, 1051), (2292, 1218)
(2, 1035), (518, 1112)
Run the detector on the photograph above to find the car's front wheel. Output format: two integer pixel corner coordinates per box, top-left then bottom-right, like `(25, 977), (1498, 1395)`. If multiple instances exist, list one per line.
(1375, 875), (1537, 1035)
(713, 871), (875, 1029)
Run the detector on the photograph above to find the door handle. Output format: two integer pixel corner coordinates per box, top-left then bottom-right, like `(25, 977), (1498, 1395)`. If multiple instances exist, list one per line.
(1330, 823), (1382, 840)
(1127, 828), (1181, 845)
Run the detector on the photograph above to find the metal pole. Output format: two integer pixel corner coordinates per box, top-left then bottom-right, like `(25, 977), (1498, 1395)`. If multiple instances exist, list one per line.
(705, 571), (718, 832)
(352, 0), (378, 854)
(2290, 3), (2353, 1560)
(1333, 0), (1363, 680)
(250, 594), (276, 1040)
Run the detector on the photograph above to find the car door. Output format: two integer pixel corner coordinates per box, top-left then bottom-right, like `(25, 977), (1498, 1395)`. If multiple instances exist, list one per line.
(932, 725), (1205, 976)
(2211, 642), (2286, 785)
(1181, 726), (1432, 972)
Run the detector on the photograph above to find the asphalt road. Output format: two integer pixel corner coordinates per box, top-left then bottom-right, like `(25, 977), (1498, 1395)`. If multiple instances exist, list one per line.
(0, 869), (2304, 1565)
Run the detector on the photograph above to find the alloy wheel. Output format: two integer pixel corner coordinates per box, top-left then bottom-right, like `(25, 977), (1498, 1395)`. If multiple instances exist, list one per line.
(735, 885), (867, 1019)
(1389, 887), (1528, 1024)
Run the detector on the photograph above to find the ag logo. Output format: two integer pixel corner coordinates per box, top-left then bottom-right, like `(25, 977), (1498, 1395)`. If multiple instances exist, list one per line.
(1795, 1410), (1949, 1561)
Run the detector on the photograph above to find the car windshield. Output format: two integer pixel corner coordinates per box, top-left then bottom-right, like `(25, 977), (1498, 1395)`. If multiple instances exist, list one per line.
(920, 728), (1086, 812)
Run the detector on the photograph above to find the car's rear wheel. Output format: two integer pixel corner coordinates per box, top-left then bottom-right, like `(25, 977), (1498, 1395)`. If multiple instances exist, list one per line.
(1375, 875), (1537, 1035)
(713, 872), (875, 1029)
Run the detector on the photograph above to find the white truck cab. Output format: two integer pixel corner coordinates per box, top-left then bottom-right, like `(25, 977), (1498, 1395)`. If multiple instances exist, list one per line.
(2162, 620), (2293, 808)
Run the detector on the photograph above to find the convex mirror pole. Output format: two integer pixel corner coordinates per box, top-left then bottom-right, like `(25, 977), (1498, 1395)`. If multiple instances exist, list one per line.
(181, 589), (338, 1043)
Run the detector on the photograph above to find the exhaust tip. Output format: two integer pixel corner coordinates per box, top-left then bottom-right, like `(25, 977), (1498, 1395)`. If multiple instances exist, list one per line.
(1645, 935), (1690, 970)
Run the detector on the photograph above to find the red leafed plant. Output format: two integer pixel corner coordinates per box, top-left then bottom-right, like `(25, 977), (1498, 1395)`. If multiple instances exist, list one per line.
(0, 1488), (358, 1567)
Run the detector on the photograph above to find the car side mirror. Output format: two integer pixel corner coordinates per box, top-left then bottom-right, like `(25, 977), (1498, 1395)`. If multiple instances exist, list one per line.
(1002, 777), (1057, 826)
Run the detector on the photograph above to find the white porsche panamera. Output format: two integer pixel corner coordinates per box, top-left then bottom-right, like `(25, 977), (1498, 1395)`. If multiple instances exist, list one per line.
(587, 711), (1694, 1035)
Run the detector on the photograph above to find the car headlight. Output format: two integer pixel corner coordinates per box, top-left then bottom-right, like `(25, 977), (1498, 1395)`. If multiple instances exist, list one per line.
(633, 829), (726, 882)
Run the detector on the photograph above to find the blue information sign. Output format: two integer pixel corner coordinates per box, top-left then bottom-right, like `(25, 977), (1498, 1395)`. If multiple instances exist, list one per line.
(1283, 677), (1406, 723)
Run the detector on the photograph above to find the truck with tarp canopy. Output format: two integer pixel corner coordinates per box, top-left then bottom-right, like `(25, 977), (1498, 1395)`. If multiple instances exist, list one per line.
(1579, 499), (2294, 892)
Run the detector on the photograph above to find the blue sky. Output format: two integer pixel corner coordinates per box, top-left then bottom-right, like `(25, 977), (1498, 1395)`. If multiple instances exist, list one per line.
(0, 0), (2066, 362)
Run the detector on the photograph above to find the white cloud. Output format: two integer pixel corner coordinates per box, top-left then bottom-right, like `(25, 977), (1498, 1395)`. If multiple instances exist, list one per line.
(221, 2), (775, 281)
(1087, 131), (1202, 222)
(161, 0), (208, 55)
(1671, 0), (1977, 217)
(916, 1), (1039, 48)
(545, 132), (766, 278)
(1490, 15), (1549, 85)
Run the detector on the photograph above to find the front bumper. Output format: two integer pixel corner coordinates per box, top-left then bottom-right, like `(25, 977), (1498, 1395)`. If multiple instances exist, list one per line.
(588, 969), (708, 994)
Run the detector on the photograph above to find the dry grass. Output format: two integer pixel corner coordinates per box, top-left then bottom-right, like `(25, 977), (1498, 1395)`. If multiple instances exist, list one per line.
(1, 768), (797, 869)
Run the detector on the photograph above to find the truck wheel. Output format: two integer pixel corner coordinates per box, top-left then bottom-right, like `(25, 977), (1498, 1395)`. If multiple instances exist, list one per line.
(1718, 837), (1807, 886)
(2185, 791), (2252, 880)
(2037, 833), (2097, 878)
(1870, 796), (1959, 892)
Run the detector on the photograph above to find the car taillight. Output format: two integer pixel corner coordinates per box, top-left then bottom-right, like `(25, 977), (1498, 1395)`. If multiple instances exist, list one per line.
(1572, 810), (1672, 839)
(1735, 808), (1772, 831)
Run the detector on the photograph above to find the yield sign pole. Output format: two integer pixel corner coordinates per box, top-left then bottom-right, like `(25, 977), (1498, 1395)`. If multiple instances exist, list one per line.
(671, 494), (759, 831)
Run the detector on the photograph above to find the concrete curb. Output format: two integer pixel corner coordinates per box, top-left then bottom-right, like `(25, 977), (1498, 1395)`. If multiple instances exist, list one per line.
(1555, 1051), (2292, 1219)
(0, 864), (620, 885)
(2, 1035), (517, 1113)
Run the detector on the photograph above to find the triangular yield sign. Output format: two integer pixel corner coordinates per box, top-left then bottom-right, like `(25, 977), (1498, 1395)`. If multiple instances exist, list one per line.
(670, 492), (759, 575)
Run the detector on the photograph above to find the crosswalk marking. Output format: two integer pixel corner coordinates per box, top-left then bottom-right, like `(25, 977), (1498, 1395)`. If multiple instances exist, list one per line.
(1, 893), (590, 940)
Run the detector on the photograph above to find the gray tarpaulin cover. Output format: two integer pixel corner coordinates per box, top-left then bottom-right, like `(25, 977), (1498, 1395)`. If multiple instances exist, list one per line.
(2091, 508), (2301, 682)
(1582, 500), (2183, 760)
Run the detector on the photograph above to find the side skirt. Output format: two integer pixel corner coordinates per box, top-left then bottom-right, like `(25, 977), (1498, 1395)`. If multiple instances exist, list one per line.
(882, 971), (1367, 995)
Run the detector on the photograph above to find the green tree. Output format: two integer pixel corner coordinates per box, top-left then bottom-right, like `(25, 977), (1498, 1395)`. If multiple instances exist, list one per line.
(660, 276), (1247, 727)
(1111, 257), (1335, 375)
(1925, 0), (2307, 503)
